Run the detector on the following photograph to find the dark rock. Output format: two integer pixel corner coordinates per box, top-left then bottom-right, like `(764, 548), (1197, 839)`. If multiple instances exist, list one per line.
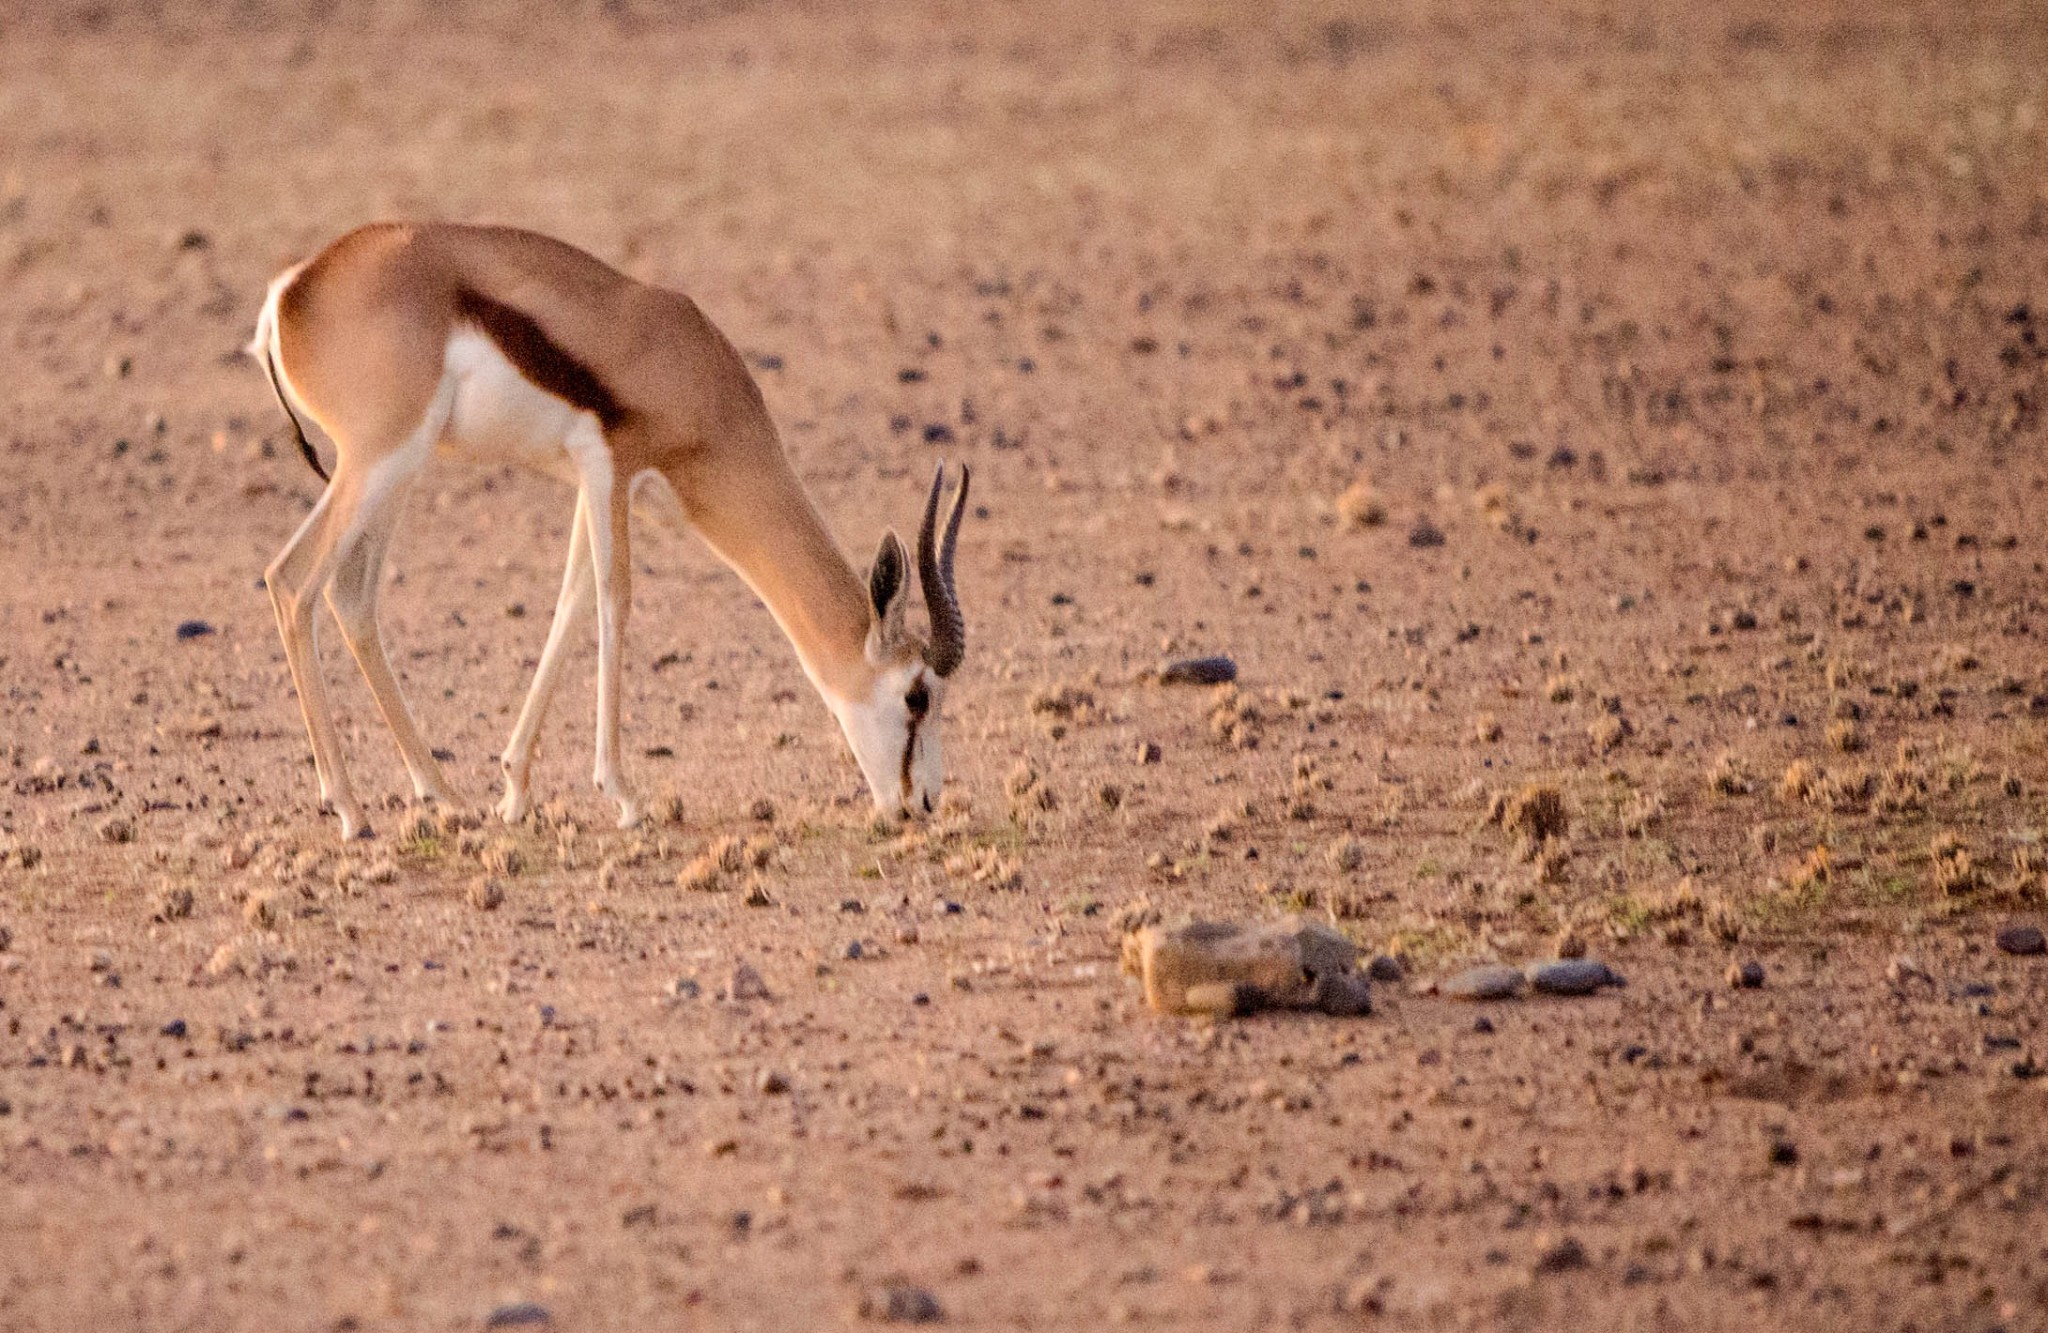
(1407, 520), (1446, 549)
(1727, 960), (1766, 989)
(175, 620), (215, 640)
(1527, 959), (1622, 995)
(1158, 656), (1238, 686)
(1995, 924), (2046, 956)
(1366, 954), (1405, 983)
(484, 1303), (553, 1328)
(1532, 1236), (1587, 1274)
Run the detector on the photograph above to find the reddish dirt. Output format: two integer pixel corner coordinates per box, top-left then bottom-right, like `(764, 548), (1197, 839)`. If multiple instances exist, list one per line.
(2, 2), (2047, 1329)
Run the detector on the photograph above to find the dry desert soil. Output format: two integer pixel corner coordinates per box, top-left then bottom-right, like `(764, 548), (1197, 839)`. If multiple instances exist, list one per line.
(2, 1), (2047, 1329)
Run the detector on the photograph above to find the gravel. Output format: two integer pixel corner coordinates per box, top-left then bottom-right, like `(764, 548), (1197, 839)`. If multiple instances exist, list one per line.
(1438, 965), (1526, 1000)
(859, 1285), (945, 1323)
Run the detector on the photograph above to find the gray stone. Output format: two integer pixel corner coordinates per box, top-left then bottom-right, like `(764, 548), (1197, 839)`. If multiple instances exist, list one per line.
(1366, 954), (1405, 983)
(1527, 959), (1623, 996)
(484, 1303), (553, 1329)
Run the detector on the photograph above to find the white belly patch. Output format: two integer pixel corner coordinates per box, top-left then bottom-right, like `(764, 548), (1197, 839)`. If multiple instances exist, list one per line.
(439, 329), (606, 482)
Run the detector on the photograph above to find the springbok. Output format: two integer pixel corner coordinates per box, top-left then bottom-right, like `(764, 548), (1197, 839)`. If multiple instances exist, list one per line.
(249, 222), (969, 840)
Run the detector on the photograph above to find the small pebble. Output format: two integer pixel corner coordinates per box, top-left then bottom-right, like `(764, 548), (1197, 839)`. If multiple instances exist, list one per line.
(484, 1304), (553, 1329)
(1728, 960), (1766, 988)
(1995, 924), (2046, 956)
(668, 977), (701, 1000)
(858, 1285), (945, 1324)
(1887, 955), (1932, 984)
(1531, 1236), (1587, 1274)
(729, 962), (771, 1002)
(175, 619), (216, 640)
(756, 1069), (790, 1095)
(1527, 959), (1623, 996)
(1365, 954), (1405, 983)
(1473, 1015), (1495, 1034)
(844, 940), (866, 961)
(1157, 656), (1238, 686)
(1439, 965), (1525, 1001)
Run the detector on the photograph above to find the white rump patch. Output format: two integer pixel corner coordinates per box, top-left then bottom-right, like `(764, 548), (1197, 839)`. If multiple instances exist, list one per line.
(440, 329), (607, 485)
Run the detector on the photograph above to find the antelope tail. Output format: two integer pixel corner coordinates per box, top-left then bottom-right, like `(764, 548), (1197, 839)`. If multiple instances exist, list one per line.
(259, 338), (326, 483)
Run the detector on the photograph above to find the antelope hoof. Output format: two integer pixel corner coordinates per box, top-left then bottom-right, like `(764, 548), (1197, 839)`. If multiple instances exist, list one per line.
(497, 789), (531, 826)
(614, 798), (644, 830)
(334, 806), (372, 841)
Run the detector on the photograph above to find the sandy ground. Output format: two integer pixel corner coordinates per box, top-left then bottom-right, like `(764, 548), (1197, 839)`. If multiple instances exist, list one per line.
(2, 1), (2047, 1328)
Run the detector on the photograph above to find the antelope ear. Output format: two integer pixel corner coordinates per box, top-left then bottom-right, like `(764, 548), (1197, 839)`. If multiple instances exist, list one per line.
(868, 531), (908, 620)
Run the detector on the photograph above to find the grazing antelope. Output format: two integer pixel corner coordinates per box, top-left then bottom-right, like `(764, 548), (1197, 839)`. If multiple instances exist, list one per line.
(250, 222), (969, 840)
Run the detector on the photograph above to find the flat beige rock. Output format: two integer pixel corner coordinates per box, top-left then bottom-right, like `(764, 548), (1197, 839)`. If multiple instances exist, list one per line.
(1122, 917), (1371, 1017)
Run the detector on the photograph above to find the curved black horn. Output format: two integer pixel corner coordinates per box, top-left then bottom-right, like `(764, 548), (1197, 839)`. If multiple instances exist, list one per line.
(918, 462), (970, 676)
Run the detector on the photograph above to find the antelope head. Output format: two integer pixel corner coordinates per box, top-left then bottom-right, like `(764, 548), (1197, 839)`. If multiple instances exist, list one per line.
(832, 463), (971, 819)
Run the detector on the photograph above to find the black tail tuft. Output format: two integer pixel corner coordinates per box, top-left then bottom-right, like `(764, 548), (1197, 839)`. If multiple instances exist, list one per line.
(259, 339), (327, 482)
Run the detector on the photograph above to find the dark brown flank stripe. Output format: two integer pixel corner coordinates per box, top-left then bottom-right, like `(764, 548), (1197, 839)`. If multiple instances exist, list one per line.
(452, 286), (628, 430)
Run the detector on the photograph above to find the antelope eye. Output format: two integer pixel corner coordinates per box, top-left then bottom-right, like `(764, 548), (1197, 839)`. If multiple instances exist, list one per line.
(905, 682), (931, 718)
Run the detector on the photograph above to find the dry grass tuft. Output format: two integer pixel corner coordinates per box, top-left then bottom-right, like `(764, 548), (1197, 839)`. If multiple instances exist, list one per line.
(1621, 790), (1665, 837)
(1587, 714), (1629, 753)
(1494, 784), (1568, 843)
(1930, 831), (1982, 897)
(1777, 760), (1818, 802)
(1706, 751), (1751, 797)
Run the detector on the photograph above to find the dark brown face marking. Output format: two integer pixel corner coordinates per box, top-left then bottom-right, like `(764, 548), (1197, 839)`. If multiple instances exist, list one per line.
(899, 673), (928, 799)
(453, 286), (627, 430)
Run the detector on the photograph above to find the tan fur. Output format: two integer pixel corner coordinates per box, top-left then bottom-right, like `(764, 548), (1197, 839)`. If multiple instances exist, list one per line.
(259, 222), (925, 837)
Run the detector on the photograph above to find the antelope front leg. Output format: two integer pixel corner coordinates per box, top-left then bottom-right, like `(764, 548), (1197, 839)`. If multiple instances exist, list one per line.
(587, 486), (641, 828)
(498, 495), (594, 824)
